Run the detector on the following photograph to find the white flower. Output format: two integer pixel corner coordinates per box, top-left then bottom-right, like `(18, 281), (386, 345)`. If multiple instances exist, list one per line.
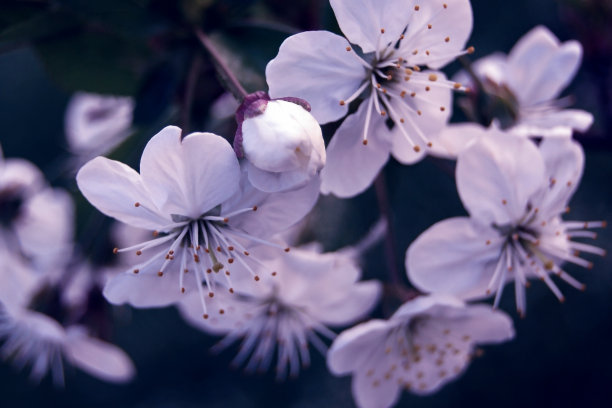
(177, 243), (381, 379)
(0, 248), (134, 384)
(407, 133), (605, 316)
(65, 92), (134, 157)
(453, 26), (592, 139)
(0, 145), (74, 267)
(76, 126), (320, 318)
(234, 92), (326, 193)
(267, 0), (473, 197)
(327, 295), (514, 408)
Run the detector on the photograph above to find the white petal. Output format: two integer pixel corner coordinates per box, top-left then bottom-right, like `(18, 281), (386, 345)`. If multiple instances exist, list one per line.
(507, 26), (582, 104)
(65, 92), (133, 155)
(314, 281), (382, 326)
(330, 0), (411, 54)
(352, 366), (402, 408)
(320, 100), (391, 198)
(77, 156), (170, 229)
(456, 132), (545, 226)
(139, 127), (241, 219)
(224, 170), (320, 238)
(401, 0), (473, 69)
(0, 157), (45, 195)
(14, 188), (74, 267)
(103, 270), (188, 308)
(64, 328), (135, 383)
(442, 304), (515, 343)
(406, 217), (503, 300)
(514, 109), (593, 137)
(266, 31), (366, 124)
(428, 123), (488, 159)
(327, 319), (392, 375)
(453, 53), (509, 88)
(246, 163), (311, 193)
(392, 294), (463, 320)
(532, 137), (584, 215)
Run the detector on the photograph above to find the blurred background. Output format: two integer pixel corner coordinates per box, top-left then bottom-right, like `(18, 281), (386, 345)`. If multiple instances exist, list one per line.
(0, 0), (611, 407)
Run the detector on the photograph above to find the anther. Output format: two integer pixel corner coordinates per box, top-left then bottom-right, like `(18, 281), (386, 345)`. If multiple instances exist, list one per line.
(134, 202), (140, 207)
(244, 251), (249, 256)
(157, 271), (163, 277)
(272, 271), (277, 276)
(229, 288), (234, 294)
(427, 24), (432, 29)
(467, 46), (475, 54)
(252, 206), (258, 211)
(417, 110), (422, 115)
(284, 247), (291, 252)
(228, 258), (234, 264)
(443, 3), (448, 9)
(254, 276), (260, 281)
(181, 287), (185, 293)
(136, 250), (142, 256)
(428, 74), (438, 82)
(203, 314), (209, 319)
(228, 246), (234, 251)
(502, 199), (507, 205)
(113, 248), (118, 254)
(380, 28), (385, 34)
(133, 269), (139, 274)
(425, 86), (431, 91)
(153, 231), (159, 237)
(223, 217), (229, 223)
(209, 292), (214, 298)
(346, 46), (351, 52)
(453, 82), (462, 89)
(339, 100), (346, 106)
(414, 5), (420, 11)
(413, 146), (421, 153)
(440, 106), (446, 112)
(362, 140), (368, 145)
(445, 37), (450, 43)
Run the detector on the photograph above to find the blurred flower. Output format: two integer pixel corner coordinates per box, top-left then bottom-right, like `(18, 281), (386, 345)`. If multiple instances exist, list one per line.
(0, 247), (134, 385)
(0, 145), (74, 267)
(455, 26), (593, 138)
(327, 295), (514, 408)
(234, 91), (326, 193)
(65, 92), (134, 159)
(267, 0), (473, 197)
(407, 134), (605, 316)
(178, 243), (381, 379)
(77, 126), (320, 318)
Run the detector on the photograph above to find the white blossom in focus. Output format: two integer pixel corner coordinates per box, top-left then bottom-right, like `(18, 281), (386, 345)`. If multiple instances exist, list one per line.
(327, 295), (514, 408)
(267, 0), (473, 197)
(76, 126), (320, 318)
(234, 92), (326, 193)
(178, 243), (381, 379)
(407, 133), (605, 316)
(65, 92), (134, 158)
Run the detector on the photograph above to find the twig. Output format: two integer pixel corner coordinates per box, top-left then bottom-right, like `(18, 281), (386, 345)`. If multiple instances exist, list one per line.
(194, 27), (248, 101)
(374, 172), (402, 286)
(181, 53), (202, 135)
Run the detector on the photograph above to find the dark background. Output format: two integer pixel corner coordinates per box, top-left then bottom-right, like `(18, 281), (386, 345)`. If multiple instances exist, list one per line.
(0, 0), (611, 407)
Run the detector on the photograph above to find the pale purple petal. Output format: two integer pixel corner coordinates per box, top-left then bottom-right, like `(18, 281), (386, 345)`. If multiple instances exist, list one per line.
(77, 157), (170, 230)
(139, 126), (241, 219)
(266, 31), (366, 124)
(320, 100), (391, 198)
(407, 217), (503, 300)
(456, 133), (545, 226)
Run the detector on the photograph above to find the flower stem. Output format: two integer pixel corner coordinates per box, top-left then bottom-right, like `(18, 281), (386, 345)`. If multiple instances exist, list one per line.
(194, 27), (248, 101)
(374, 172), (401, 286)
(181, 53), (202, 136)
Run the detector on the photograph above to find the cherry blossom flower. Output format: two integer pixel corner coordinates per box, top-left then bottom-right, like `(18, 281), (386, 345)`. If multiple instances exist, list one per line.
(177, 243), (381, 379)
(454, 26), (592, 139)
(65, 92), (134, 158)
(234, 92), (326, 193)
(407, 133), (605, 316)
(0, 248), (134, 384)
(327, 295), (514, 408)
(266, 0), (473, 197)
(0, 145), (74, 267)
(76, 126), (320, 318)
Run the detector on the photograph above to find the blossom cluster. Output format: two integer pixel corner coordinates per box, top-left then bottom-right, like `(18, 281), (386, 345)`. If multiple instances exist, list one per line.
(0, 0), (606, 407)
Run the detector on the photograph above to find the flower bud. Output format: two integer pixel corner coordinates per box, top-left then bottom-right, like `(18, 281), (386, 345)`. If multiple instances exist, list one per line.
(234, 92), (325, 193)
